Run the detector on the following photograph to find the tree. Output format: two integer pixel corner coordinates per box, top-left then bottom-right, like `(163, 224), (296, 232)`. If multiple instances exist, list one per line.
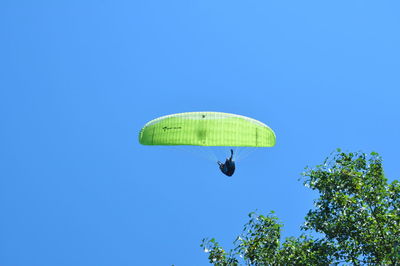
(201, 151), (400, 265)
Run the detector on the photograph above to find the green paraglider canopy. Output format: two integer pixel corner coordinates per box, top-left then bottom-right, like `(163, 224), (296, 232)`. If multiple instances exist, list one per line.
(139, 112), (276, 147)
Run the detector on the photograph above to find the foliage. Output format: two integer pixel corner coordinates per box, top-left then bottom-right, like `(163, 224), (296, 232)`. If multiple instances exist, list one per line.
(201, 151), (400, 265)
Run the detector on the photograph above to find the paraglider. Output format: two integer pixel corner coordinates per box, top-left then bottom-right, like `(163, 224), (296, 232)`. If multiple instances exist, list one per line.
(138, 112), (276, 176)
(218, 149), (235, 176)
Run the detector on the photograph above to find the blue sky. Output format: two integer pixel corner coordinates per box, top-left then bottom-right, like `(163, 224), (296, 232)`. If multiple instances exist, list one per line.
(1, 1), (399, 265)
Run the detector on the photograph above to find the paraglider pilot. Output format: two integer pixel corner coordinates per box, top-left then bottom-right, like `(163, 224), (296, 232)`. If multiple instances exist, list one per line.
(218, 149), (235, 176)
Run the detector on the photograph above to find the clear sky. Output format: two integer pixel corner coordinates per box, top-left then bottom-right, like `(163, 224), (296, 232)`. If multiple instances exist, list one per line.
(1, 1), (399, 265)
